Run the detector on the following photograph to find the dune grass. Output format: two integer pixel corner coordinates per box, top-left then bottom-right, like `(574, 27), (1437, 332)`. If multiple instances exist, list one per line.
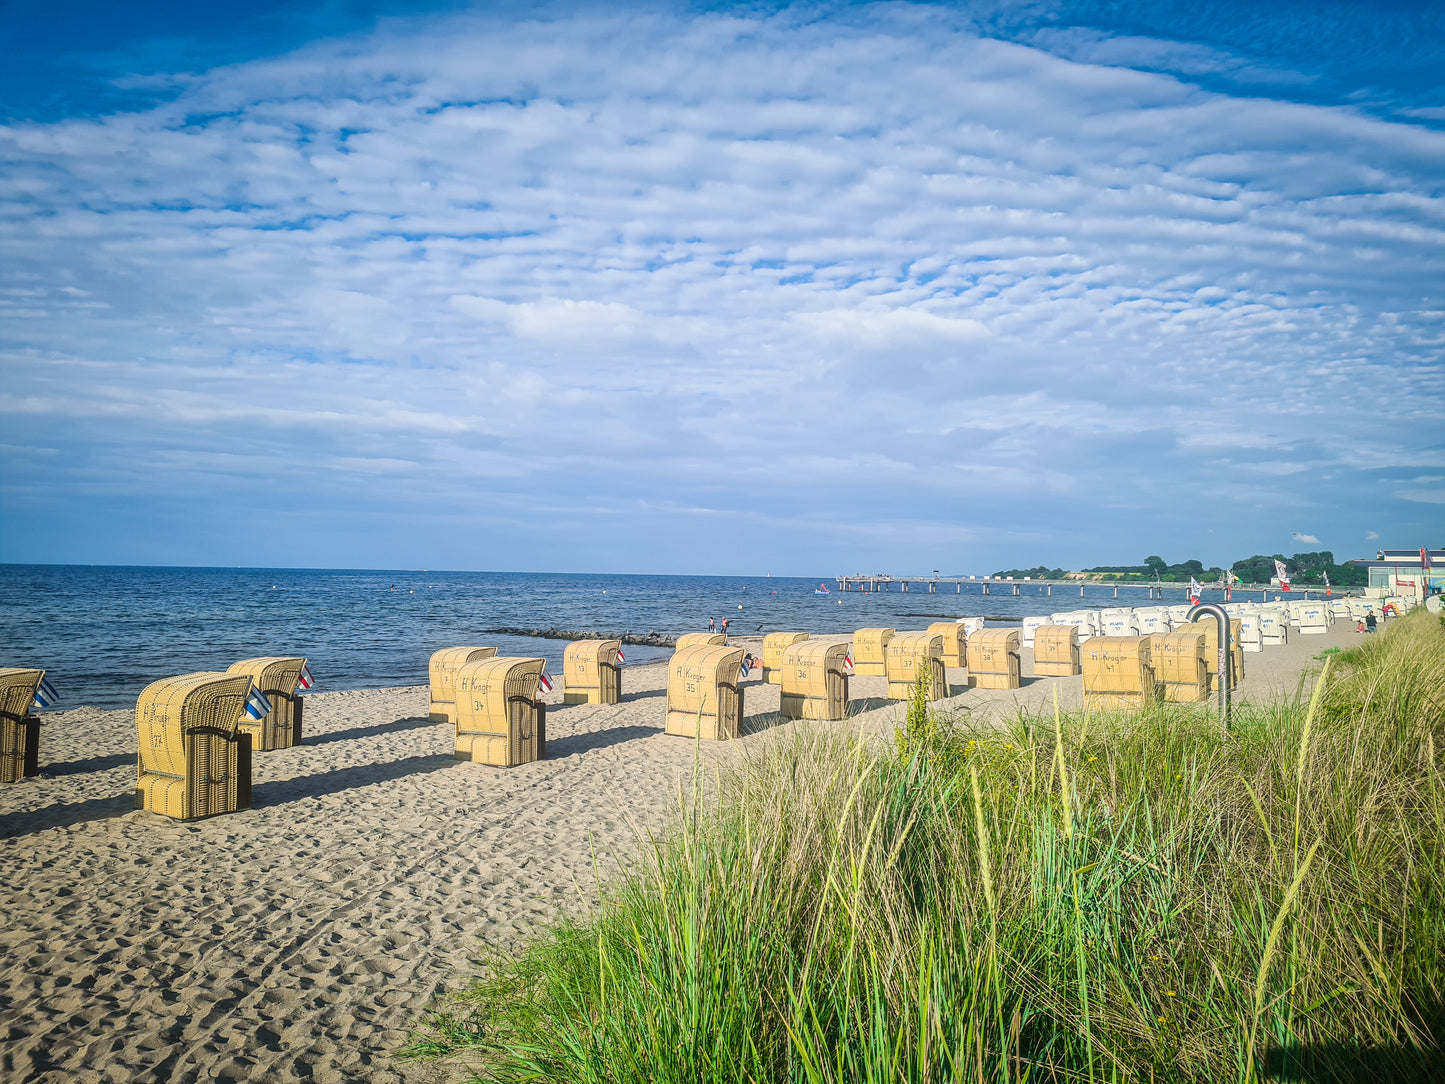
(404, 612), (1445, 1082)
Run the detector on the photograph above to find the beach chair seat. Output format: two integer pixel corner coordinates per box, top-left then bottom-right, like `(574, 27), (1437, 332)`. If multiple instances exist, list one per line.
(665, 644), (745, 740)
(429, 646), (498, 722)
(925, 622), (968, 668)
(226, 656), (307, 750)
(135, 672), (254, 820)
(1032, 625), (1080, 677)
(779, 641), (850, 721)
(885, 632), (946, 701)
(1082, 637), (1156, 711)
(851, 628), (895, 677)
(453, 657), (547, 766)
(563, 639), (622, 705)
(968, 629), (1021, 689)
(1176, 620), (1244, 690)
(0, 668), (45, 783)
(761, 632), (809, 684)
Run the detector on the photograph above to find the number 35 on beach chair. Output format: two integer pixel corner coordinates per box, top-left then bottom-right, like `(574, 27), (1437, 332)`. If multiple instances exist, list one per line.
(134, 672), (257, 820)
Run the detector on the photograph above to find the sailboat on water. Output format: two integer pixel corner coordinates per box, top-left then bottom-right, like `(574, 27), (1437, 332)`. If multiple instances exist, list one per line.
(814, 582), (831, 595)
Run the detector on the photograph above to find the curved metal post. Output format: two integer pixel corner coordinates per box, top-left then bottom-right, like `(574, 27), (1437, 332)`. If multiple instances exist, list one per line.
(1188, 603), (1232, 730)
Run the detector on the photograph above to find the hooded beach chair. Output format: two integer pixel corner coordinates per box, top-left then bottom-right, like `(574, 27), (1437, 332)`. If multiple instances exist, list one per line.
(779, 641), (850, 721)
(563, 639), (622, 705)
(665, 644), (745, 740)
(226, 657), (307, 750)
(429, 646), (498, 722)
(135, 672), (254, 820)
(0, 668), (45, 783)
(452, 657), (547, 766)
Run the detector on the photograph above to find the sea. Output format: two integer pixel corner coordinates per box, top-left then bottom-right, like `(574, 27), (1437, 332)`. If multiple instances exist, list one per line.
(0, 565), (1246, 710)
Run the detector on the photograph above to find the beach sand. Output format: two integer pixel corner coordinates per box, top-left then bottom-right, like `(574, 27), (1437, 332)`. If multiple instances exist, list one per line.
(0, 622), (1357, 1083)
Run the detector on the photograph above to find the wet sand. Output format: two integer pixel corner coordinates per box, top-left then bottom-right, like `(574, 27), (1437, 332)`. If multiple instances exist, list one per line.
(0, 622), (1358, 1082)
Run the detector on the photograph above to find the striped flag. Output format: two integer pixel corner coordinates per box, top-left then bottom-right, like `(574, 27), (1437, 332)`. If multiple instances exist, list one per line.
(537, 669), (553, 693)
(844, 652), (854, 671)
(296, 663), (315, 691)
(31, 676), (59, 711)
(243, 685), (274, 721)
(1274, 559), (1291, 592)
(616, 647), (626, 664)
(1189, 578), (1203, 605)
(1324, 569), (1331, 597)
(739, 654), (755, 679)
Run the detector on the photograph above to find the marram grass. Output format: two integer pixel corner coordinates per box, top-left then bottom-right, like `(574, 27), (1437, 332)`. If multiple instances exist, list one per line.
(405, 612), (1445, 1082)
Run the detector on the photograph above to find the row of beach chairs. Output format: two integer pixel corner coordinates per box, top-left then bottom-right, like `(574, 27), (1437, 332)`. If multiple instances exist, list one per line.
(8, 595), (1385, 822)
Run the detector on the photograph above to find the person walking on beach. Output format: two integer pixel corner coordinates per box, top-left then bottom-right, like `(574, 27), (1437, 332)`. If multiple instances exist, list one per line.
(1365, 610), (1377, 633)
(708, 616), (716, 633)
(721, 617), (729, 637)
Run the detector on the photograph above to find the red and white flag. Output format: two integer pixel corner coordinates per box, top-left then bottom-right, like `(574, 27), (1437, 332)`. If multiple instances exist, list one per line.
(1274, 559), (1291, 591)
(537, 669), (553, 693)
(843, 652), (854, 671)
(296, 663), (315, 691)
(616, 647), (626, 664)
(1323, 570), (1331, 597)
(1189, 578), (1202, 604)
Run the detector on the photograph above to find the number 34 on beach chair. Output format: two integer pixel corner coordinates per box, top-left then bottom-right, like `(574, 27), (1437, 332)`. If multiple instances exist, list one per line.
(135, 672), (273, 820)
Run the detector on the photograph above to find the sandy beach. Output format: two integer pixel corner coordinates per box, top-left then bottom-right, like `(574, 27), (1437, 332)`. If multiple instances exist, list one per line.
(0, 623), (1358, 1083)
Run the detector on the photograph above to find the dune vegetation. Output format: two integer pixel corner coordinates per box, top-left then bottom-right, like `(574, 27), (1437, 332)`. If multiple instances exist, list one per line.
(406, 612), (1445, 1082)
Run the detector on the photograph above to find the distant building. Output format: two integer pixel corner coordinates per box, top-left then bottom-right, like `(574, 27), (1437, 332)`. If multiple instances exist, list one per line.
(1347, 549), (1444, 596)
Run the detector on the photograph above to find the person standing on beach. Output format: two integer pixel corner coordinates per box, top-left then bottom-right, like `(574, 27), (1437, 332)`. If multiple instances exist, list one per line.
(721, 617), (729, 636)
(709, 617), (716, 633)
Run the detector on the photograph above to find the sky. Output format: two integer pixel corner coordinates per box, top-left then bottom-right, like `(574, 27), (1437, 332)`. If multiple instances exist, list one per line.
(1, 0), (1442, 576)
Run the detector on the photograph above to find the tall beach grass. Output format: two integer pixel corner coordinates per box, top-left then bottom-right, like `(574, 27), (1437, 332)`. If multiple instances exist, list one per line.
(406, 612), (1445, 1082)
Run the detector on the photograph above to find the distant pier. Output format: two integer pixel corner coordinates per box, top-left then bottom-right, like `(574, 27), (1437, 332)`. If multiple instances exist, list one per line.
(833, 576), (1348, 601)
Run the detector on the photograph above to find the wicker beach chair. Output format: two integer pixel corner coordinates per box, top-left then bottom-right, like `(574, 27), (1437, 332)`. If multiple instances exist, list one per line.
(563, 639), (622, 705)
(135, 672), (254, 820)
(1082, 637), (1156, 711)
(851, 628), (895, 677)
(452, 657), (547, 767)
(778, 641), (850, 721)
(429, 646), (498, 722)
(226, 657), (306, 750)
(925, 622), (968, 668)
(1033, 625), (1081, 677)
(968, 629), (1022, 690)
(0, 668), (44, 783)
(1151, 631), (1208, 703)
(760, 632), (809, 684)
(675, 632), (727, 650)
(885, 632), (947, 701)
(665, 644), (745, 740)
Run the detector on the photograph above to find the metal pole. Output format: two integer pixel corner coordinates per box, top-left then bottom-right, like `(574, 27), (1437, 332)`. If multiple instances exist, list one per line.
(1188, 603), (1232, 730)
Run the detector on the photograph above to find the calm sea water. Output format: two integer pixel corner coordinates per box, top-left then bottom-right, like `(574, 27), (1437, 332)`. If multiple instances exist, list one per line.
(0, 565), (1241, 709)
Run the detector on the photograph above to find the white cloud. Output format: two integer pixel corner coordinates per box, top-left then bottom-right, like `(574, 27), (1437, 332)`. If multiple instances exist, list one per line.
(1366, 531), (1380, 540)
(1292, 532), (1321, 544)
(0, 6), (1442, 570)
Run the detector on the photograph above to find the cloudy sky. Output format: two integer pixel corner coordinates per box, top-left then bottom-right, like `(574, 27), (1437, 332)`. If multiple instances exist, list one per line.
(2, 1), (1442, 575)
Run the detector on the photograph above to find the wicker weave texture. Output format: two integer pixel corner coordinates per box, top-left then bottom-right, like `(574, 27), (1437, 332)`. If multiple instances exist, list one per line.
(429, 647), (498, 722)
(1082, 637), (1155, 710)
(226, 657), (306, 750)
(1151, 631), (1208, 703)
(1032, 626), (1080, 677)
(665, 645), (744, 741)
(885, 632), (946, 701)
(851, 628), (896, 677)
(0, 668), (44, 783)
(925, 622), (968, 668)
(1176, 620), (1245, 686)
(453, 657), (546, 767)
(563, 640), (622, 705)
(778, 641), (850, 721)
(135, 672), (252, 820)
(968, 629), (1021, 690)
(761, 632), (809, 684)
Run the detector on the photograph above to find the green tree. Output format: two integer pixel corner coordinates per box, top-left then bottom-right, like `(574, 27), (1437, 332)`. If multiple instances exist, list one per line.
(1144, 555), (1167, 578)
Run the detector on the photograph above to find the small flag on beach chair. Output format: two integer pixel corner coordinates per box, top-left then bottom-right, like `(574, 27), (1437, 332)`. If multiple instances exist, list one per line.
(616, 647), (626, 664)
(297, 663), (315, 691)
(537, 669), (554, 693)
(739, 654), (755, 679)
(31, 676), (59, 711)
(243, 685), (274, 721)
(844, 652), (854, 671)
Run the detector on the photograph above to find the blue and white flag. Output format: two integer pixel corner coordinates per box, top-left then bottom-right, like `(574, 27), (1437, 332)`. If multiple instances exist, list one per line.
(243, 685), (274, 721)
(296, 663), (315, 692)
(31, 676), (59, 712)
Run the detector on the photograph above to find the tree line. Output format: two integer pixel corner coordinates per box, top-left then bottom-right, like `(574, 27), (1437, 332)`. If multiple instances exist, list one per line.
(992, 552), (1367, 586)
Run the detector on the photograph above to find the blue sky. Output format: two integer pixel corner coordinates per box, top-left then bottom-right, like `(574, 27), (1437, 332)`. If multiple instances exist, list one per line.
(2, 1), (1442, 575)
